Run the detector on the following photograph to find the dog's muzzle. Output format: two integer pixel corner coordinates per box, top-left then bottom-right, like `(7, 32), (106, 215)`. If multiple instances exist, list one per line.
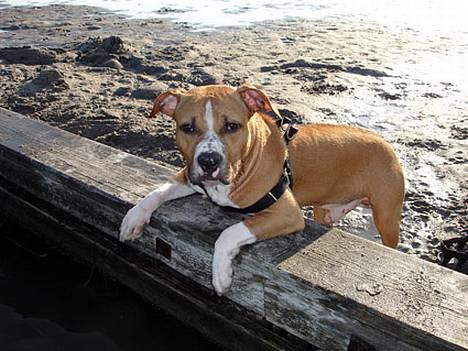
(198, 152), (222, 176)
(191, 151), (228, 185)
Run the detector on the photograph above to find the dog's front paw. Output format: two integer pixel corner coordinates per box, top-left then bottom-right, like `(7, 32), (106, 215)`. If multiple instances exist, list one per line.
(119, 205), (152, 242)
(212, 248), (234, 296)
(211, 223), (256, 295)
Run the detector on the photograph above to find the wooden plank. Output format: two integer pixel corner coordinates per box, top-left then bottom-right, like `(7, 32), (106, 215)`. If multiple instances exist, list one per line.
(0, 107), (467, 351)
(0, 181), (311, 351)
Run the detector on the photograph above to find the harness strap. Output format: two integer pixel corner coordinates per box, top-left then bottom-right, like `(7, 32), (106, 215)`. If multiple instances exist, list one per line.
(266, 110), (299, 145)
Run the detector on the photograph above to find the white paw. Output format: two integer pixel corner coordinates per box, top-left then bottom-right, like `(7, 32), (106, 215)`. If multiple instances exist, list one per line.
(212, 246), (234, 296)
(211, 222), (256, 295)
(119, 205), (152, 242)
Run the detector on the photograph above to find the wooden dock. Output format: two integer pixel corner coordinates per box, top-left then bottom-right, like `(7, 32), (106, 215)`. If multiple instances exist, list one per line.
(0, 107), (467, 351)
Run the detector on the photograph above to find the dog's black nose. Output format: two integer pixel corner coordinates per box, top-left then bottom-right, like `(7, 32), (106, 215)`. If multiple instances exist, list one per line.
(197, 152), (222, 174)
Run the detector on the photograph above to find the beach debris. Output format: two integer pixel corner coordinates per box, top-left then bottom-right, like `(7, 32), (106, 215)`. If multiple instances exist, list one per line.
(355, 282), (383, 296)
(437, 236), (468, 272)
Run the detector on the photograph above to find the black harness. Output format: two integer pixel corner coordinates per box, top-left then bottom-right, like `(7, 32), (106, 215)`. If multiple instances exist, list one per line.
(208, 110), (298, 214)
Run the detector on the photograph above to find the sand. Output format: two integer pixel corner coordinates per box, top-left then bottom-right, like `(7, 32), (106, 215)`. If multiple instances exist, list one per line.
(0, 5), (466, 268)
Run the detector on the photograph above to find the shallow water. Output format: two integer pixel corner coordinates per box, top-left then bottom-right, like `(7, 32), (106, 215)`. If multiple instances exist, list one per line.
(0, 221), (221, 351)
(4, 0), (468, 33)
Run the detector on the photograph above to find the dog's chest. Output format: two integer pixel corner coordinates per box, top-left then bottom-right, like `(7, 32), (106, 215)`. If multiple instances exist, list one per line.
(191, 182), (237, 208)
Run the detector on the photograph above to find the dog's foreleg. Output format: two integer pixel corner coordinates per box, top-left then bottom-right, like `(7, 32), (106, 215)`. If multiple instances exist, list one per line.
(120, 180), (195, 242)
(212, 222), (256, 295)
(212, 190), (304, 295)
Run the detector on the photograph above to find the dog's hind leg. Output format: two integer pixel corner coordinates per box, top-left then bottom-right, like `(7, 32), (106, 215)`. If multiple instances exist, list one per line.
(370, 195), (403, 249)
(314, 198), (367, 225)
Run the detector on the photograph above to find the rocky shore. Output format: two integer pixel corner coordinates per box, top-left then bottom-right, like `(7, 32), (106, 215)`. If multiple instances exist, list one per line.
(0, 5), (466, 268)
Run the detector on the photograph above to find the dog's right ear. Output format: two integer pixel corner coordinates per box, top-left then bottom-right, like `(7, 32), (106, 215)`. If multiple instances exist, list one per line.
(149, 89), (185, 118)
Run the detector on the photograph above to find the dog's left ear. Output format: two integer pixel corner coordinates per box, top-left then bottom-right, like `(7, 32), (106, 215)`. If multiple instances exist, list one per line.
(237, 85), (274, 116)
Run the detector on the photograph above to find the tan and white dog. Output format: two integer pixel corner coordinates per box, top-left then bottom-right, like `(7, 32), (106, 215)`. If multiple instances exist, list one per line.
(119, 85), (405, 295)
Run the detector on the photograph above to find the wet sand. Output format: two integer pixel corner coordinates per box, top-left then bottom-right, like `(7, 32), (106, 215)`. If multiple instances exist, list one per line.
(0, 5), (466, 265)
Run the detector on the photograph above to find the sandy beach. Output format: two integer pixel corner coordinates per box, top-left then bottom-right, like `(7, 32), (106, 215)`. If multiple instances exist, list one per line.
(0, 4), (466, 267)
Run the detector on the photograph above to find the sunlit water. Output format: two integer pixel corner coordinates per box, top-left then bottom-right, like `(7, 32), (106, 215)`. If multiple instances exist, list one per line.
(3, 0), (468, 34)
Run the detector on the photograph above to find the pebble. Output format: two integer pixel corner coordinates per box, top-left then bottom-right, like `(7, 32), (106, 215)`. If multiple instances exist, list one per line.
(102, 58), (123, 70)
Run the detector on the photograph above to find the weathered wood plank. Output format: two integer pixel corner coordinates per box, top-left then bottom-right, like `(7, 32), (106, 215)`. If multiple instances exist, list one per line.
(272, 230), (468, 349)
(0, 107), (467, 351)
(0, 180), (311, 351)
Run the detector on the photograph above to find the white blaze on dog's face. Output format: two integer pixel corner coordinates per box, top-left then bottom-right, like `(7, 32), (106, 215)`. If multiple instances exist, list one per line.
(149, 85), (253, 186)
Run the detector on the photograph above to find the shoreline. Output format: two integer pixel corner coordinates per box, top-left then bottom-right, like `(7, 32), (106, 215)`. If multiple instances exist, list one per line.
(0, 5), (466, 267)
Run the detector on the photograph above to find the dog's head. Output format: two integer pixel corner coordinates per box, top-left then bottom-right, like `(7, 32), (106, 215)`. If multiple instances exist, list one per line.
(150, 84), (274, 186)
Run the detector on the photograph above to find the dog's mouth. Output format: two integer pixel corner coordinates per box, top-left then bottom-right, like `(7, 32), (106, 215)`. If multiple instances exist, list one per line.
(189, 165), (230, 186)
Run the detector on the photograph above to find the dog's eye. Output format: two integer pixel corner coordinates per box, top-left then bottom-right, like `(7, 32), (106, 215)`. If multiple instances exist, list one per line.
(224, 122), (241, 134)
(179, 123), (196, 135)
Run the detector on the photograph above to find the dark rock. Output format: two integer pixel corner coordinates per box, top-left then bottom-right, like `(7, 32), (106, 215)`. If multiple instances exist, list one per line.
(280, 59), (314, 69)
(86, 67), (115, 73)
(130, 88), (157, 100)
(156, 7), (188, 14)
(222, 74), (243, 86)
(87, 25), (102, 30)
(18, 69), (69, 96)
(301, 80), (348, 95)
(278, 109), (305, 124)
(423, 92), (443, 98)
(159, 72), (186, 82)
(187, 68), (218, 86)
(260, 65), (279, 72)
(113, 87), (132, 97)
(142, 65), (168, 75)
(1, 24), (20, 30)
(168, 82), (192, 90)
(378, 91), (401, 100)
(280, 59), (389, 77)
(345, 66), (388, 77)
(399, 138), (447, 152)
(450, 126), (468, 140)
(317, 107), (337, 116)
(0, 47), (58, 65)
